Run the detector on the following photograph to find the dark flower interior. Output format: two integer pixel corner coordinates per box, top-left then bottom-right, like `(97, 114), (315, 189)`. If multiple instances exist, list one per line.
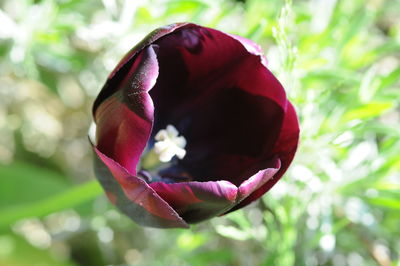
(145, 26), (285, 186)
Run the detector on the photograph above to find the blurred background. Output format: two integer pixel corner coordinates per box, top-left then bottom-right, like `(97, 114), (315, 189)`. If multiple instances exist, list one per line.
(0, 0), (399, 265)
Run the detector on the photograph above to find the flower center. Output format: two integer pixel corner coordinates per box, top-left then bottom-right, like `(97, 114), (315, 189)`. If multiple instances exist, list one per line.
(154, 125), (187, 162)
(140, 125), (186, 171)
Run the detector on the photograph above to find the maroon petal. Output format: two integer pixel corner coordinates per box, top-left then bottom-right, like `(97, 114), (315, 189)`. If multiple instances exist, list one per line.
(272, 102), (300, 169)
(227, 102), (300, 212)
(152, 25), (287, 110)
(107, 23), (191, 81)
(94, 147), (188, 228)
(92, 23), (193, 111)
(227, 33), (268, 67)
(149, 180), (238, 223)
(237, 157), (281, 201)
(94, 46), (158, 175)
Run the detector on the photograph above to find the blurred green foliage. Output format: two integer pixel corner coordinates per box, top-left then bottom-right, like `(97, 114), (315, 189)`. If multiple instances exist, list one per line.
(0, 0), (399, 265)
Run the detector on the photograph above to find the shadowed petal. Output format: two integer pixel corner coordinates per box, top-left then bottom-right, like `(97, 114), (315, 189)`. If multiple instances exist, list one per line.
(226, 102), (299, 212)
(152, 25), (287, 110)
(149, 180), (238, 223)
(94, 147), (189, 228)
(94, 46), (158, 175)
(176, 89), (283, 184)
(272, 102), (301, 169)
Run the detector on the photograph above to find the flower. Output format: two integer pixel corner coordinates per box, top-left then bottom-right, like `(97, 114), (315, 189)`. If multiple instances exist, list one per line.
(91, 23), (299, 228)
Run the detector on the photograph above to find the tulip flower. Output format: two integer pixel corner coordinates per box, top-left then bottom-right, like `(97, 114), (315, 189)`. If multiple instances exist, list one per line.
(91, 23), (299, 228)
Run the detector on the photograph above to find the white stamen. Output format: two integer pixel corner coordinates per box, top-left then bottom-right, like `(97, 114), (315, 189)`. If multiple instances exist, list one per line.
(154, 125), (186, 163)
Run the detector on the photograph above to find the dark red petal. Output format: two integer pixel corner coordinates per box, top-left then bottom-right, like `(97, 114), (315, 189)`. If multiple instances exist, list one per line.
(93, 147), (189, 228)
(108, 23), (192, 80)
(272, 102), (300, 169)
(149, 180), (238, 223)
(93, 23), (194, 113)
(226, 102), (300, 212)
(180, 25), (286, 109)
(94, 46), (158, 175)
(237, 157), (281, 201)
(227, 33), (268, 67)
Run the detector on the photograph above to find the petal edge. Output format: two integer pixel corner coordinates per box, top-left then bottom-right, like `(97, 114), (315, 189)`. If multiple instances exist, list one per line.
(93, 146), (189, 228)
(150, 180), (238, 223)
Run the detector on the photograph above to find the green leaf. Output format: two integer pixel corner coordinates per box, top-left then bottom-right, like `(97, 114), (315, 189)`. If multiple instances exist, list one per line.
(338, 9), (370, 49)
(343, 102), (394, 121)
(374, 182), (400, 191)
(378, 67), (400, 90)
(0, 180), (103, 229)
(246, 19), (268, 42)
(367, 197), (400, 209)
(166, 0), (206, 14)
(302, 69), (361, 84)
(0, 162), (70, 208)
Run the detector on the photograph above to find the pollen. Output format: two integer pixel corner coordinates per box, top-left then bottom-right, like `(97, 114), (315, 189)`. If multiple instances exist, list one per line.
(154, 125), (186, 162)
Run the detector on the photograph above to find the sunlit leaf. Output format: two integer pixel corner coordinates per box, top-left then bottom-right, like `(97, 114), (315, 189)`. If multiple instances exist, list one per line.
(367, 197), (400, 209)
(343, 102), (394, 121)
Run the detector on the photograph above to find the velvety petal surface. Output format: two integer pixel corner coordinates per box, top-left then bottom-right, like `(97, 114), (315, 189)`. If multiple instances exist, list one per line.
(227, 102), (300, 212)
(149, 180), (238, 223)
(94, 46), (158, 175)
(94, 147), (188, 228)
